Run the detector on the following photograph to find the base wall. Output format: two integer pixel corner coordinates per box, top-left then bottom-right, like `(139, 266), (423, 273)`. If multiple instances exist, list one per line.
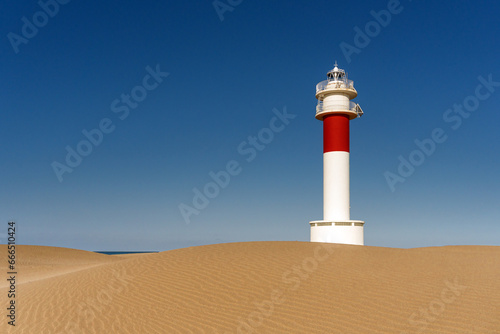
(310, 220), (364, 245)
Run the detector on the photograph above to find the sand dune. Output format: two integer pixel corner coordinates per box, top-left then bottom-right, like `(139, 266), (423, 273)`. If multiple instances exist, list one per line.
(0, 245), (123, 289)
(1, 242), (499, 333)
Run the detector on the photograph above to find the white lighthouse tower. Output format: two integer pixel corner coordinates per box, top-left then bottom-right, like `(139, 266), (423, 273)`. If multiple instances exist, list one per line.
(309, 63), (365, 245)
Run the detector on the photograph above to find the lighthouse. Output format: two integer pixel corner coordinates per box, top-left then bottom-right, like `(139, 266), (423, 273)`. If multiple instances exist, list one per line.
(309, 63), (365, 245)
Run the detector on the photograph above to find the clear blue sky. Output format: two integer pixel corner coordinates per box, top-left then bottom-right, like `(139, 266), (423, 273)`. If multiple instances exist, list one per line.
(1, 0), (499, 251)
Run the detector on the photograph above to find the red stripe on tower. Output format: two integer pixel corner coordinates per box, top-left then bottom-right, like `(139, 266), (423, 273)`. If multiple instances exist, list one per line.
(323, 114), (350, 153)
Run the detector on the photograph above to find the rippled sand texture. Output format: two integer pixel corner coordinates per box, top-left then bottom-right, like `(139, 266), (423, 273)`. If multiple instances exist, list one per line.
(1, 242), (499, 333)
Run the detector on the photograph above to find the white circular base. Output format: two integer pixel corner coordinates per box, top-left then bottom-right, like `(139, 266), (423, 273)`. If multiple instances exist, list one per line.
(309, 220), (364, 245)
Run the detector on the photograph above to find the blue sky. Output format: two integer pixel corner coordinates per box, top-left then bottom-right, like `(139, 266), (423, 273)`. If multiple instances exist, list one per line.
(1, 0), (499, 251)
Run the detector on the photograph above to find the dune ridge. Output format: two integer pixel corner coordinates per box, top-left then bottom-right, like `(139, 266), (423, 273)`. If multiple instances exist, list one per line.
(1, 242), (499, 333)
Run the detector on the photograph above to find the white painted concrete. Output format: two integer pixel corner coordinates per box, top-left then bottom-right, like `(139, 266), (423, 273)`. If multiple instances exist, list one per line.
(323, 151), (350, 221)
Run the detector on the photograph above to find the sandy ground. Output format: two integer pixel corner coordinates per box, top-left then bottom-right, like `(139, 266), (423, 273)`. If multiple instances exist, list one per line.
(1, 242), (499, 333)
